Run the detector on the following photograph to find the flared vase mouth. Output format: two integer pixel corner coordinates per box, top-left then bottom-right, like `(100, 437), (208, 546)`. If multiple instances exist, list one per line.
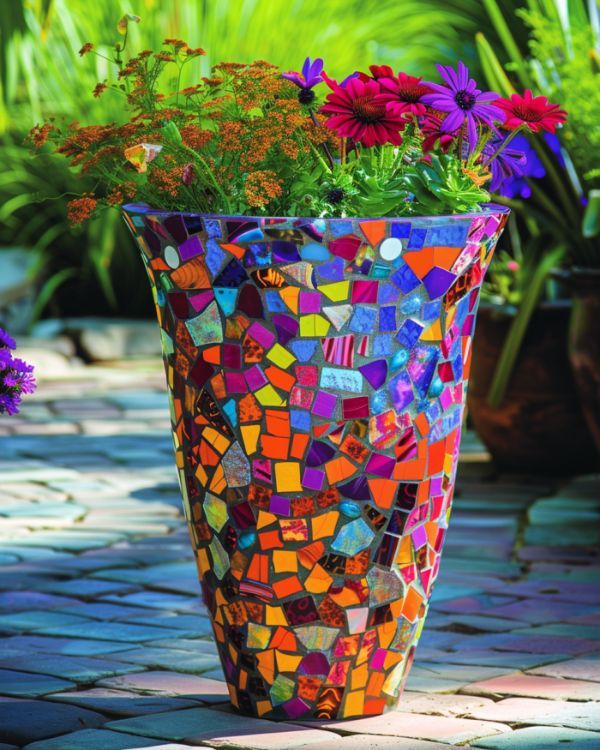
(122, 202), (510, 223)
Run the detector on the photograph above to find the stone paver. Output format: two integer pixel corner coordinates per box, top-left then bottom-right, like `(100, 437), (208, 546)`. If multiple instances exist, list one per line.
(1, 357), (599, 748)
(0, 697), (105, 745)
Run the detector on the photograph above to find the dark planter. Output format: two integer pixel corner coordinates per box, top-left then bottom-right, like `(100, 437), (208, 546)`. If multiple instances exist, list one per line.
(123, 203), (508, 720)
(560, 268), (600, 454)
(468, 302), (598, 472)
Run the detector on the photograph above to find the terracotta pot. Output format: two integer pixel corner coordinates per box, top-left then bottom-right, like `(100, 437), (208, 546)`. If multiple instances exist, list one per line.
(123, 203), (508, 720)
(560, 268), (600, 455)
(468, 302), (598, 472)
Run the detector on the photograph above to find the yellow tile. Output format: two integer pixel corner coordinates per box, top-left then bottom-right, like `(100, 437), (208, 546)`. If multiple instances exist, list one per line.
(304, 563), (333, 593)
(273, 550), (298, 573)
(256, 699), (273, 717)
(420, 319), (442, 341)
(202, 426), (231, 454)
(319, 281), (350, 302)
(274, 461), (302, 492)
(255, 384), (286, 407)
(299, 314), (330, 337)
(350, 664), (369, 690)
(311, 510), (339, 540)
(267, 343), (296, 370)
(279, 286), (299, 313)
(275, 649), (303, 673)
(257, 510), (278, 529)
(240, 424), (260, 455)
(265, 604), (288, 626)
(343, 689), (365, 717)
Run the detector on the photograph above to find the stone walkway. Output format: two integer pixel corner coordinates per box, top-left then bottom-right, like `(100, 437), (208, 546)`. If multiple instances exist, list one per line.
(0, 359), (598, 749)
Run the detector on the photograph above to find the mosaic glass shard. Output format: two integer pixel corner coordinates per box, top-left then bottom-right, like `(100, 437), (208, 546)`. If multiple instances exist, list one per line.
(123, 204), (509, 721)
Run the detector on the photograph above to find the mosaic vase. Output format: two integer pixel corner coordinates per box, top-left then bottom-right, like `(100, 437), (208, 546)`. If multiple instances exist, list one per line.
(123, 203), (508, 721)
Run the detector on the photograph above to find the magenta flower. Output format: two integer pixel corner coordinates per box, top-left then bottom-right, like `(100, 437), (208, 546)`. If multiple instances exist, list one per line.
(321, 77), (406, 147)
(421, 61), (504, 148)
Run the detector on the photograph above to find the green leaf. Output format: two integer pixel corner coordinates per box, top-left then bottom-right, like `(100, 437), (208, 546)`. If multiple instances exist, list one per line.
(582, 190), (600, 238)
(486, 243), (566, 408)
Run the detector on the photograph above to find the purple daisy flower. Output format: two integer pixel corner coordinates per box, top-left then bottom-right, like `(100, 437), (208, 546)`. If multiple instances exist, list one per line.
(282, 57), (324, 103)
(483, 137), (528, 194)
(421, 61), (505, 149)
(0, 327), (16, 350)
(486, 134), (545, 198)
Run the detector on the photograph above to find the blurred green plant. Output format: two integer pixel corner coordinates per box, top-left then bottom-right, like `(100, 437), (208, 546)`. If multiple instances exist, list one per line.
(476, 0), (600, 407)
(0, 0), (518, 320)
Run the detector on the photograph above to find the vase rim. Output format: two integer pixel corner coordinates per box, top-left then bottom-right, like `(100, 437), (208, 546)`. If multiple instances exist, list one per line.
(122, 202), (510, 223)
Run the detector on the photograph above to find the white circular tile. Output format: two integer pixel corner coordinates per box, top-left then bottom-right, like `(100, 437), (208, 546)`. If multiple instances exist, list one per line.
(164, 245), (180, 269)
(379, 237), (404, 261)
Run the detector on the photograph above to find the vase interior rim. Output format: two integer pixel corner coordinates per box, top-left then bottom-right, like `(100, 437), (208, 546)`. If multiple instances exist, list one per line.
(122, 202), (510, 222)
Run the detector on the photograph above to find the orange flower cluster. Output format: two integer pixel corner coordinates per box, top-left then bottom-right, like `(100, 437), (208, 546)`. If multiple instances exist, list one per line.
(34, 39), (337, 222)
(244, 170), (283, 209)
(66, 194), (97, 223)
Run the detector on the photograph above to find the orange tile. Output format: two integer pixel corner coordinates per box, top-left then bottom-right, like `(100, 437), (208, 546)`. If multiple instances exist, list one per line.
(304, 564), (333, 594)
(266, 409), (291, 437)
(290, 433), (310, 460)
(366, 671), (385, 696)
(298, 676), (322, 701)
(261, 435), (290, 460)
(364, 697), (386, 714)
(272, 575), (303, 598)
(367, 478), (398, 509)
(359, 220), (386, 247)
(269, 626), (297, 652)
(246, 553), (270, 583)
(401, 587), (424, 622)
(239, 393), (262, 422)
(265, 365), (296, 392)
(210, 373), (226, 399)
(202, 345), (221, 365)
(259, 529), (284, 551)
(325, 456), (357, 485)
(311, 510), (339, 540)
(298, 540), (325, 569)
(402, 247), (435, 279)
(256, 649), (275, 682)
(272, 550), (298, 573)
(428, 439), (446, 475)
(219, 242), (245, 259)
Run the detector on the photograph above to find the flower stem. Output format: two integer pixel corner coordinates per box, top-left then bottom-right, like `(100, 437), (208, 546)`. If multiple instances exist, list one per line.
(482, 126), (523, 166)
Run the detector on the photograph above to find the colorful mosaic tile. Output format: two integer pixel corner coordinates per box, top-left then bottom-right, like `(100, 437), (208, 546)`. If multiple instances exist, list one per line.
(123, 204), (508, 721)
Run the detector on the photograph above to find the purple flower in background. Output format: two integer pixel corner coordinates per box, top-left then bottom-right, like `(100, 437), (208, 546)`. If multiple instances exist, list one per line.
(485, 134), (545, 198)
(421, 61), (505, 149)
(0, 326), (36, 415)
(282, 57), (324, 103)
(0, 328), (16, 349)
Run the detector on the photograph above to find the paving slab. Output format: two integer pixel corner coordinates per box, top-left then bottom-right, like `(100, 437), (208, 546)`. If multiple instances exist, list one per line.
(24, 728), (169, 750)
(0, 668), (75, 697)
(298, 711), (510, 744)
(0, 697), (104, 745)
(106, 707), (338, 746)
(471, 725), (600, 749)
(467, 696), (600, 731)
(97, 671), (230, 703)
(462, 672), (600, 701)
(48, 687), (201, 716)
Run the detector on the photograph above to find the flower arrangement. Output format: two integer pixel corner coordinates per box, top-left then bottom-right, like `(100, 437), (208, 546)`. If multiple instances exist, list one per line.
(0, 329), (36, 415)
(30, 27), (566, 221)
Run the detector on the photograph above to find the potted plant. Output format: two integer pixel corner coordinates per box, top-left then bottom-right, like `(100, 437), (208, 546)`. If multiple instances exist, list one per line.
(470, 0), (600, 466)
(32, 25), (562, 720)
